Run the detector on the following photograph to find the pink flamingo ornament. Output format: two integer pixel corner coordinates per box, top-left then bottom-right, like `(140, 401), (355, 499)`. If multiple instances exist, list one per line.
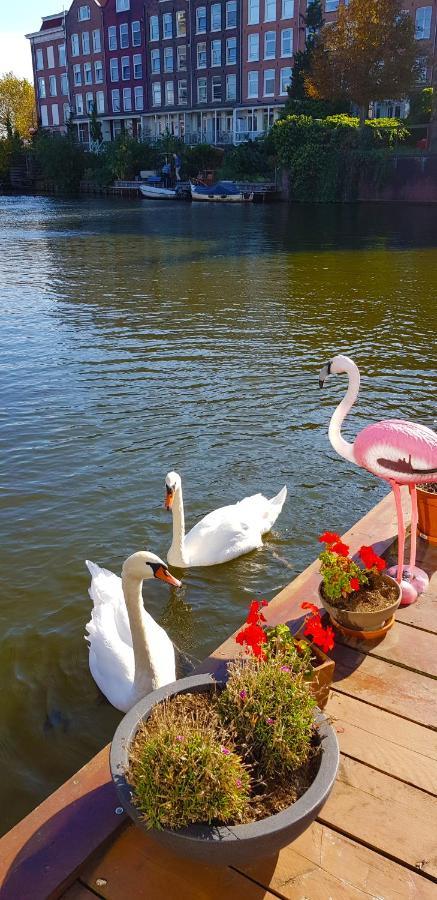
(319, 354), (437, 606)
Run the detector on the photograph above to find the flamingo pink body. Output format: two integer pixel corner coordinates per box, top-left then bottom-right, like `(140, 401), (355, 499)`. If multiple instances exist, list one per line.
(321, 354), (437, 605)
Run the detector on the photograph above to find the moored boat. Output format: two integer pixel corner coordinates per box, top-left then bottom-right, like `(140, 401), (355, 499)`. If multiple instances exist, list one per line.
(139, 184), (177, 200)
(190, 181), (254, 202)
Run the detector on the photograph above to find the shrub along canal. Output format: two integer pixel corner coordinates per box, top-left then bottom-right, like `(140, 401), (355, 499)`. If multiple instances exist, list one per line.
(1, 194), (436, 835)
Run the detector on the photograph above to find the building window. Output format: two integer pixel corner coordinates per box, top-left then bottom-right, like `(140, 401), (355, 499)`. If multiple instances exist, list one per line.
(416, 55), (428, 82)
(82, 32), (90, 54)
(247, 69), (258, 97)
(120, 23), (129, 48)
(226, 0), (237, 27)
(61, 73), (69, 94)
(78, 123), (87, 142)
(38, 77), (46, 98)
(112, 88), (120, 111)
(95, 60), (103, 82)
(75, 93), (84, 114)
(150, 15), (159, 40)
(133, 54), (142, 78)
(49, 75), (57, 96)
(123, 87), (132, 111)
(281, 27), (292, 56)
(211, 39), (221, 65)
(280, 65), (291, 94)
(110, 59), (119, 81)
(108, 26), (117, 50)
(36, 48), (44, 70)
(121, 56), (130, 79)
(177, 45), (187, 70)
(178, 79), (187, 104)
(248, 32), (259, 60)
(151, 49), (160, 73)
(58, 44), (66, 66)
(165, 81), (175, 104)
(132, 20), (141, 46)
(86, 92), (93, 113)
(152, 82), (161, 106)
(226, 36), (237, 63)
(415, 6), (432, 39)
(73, 64), (82, 86)
(84, 62), (92, 84)
(264, 0), (276, 21)
(196, 6), (207, 32)
(116, 0), (130, 11)
(63, 102), (70, 122)
(264, 30), (276, 58)
(263, 67), (275, 95)
(211, 3), (221, 30)
(78, 5), (90, 20)
(47, 45), (55, 68)
(134, 85), (143, 109)
(96, 90), (105, 113)
(40, 104), (48, 126)
(226, 73), (236, 99)
(92, 29), (101, 52)
(281, 0), (294, 17)
(176, 10), (186, 36)
(197, 42), (207, 68)
(248, 0), (259, 24)
(164, 46), (174, 72)
(71, 33), (79, 56)
(197, 76), (207, 102)
(163, 13), (173, 38)
(212, 74), (222, 100)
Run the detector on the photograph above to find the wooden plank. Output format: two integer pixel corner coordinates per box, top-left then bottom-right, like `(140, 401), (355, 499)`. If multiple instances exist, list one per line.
(331, 645), (437, 729)
(0, 747), (125, 900)
(80, 823), (279, 900)
(62, 883), (103, 899)
(238, 821), (436, 900)
(396, 578), (437, 634)
(327, 692), (437, 795)
(336, 620), (437, 679)
(319, 756), (437, 879)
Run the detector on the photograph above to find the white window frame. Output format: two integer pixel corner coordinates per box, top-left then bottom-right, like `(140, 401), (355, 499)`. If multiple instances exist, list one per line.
(176, 10), (186, 36)
(247, 69), (258, 98)
(71, 33), (79, 56)
(112, 88), (120, 112)
(248, 0), (259, 24)
(123, 86), (132, 111)
(82, 31), (90, 54)
(75, 92), (84, 114)
(226, 73), (236, 99)
(281, 0), (294, 17)
(84, 62), (92, 84)
(121, 55), (130, 80)
(49, 75), (57, 96)
(36, 48), (44, 70)
(177, 45), (187, 70)
(94, 60), (103, 83)
(132, 20), (141, 46)
(197, 41), (207, 68)
(96, 90), (105, 113)
(264, 0), (276, 22)
(248, 32), (259, 60)
(226, 35), (237, 64)
(133, 53), (142, 78)
(151, 48), (160, 73)
(263, 67), (275, 95)
(116, 0), (130, 11)
(280, 65), (291, 94)
(415, 6), (432, 39)
(58, 44), (66, 66)
(164, 46), (174, 72)
(178, 79), (187, 104)
(150, 15), (159, 41)
(78, 5), (90, 21)
(211, 3), (221, 30)
(197, 76), (207, 102)
(211, 39), (221, 66)
(165, 80), (175, 105)
(73, 64), (82, 86)
(38, 77), (46, 98)
(212, 74), (222, 100)
(264, 30), (276, 59)
(152, 81), (162, 106)
(281, 27), (292, 56)
(86, 91), (93, 114)
(40, 104), (48, 126)
(108, 26), (117, 50)
(134, 85), (143, 109)
(163, 12), (173, 38)
(110, 58), (119, 82)
(47, 45), (55, 68)
(92, 29), (101, 52)
(61, 73), (69, 95)
(196, 6), (207, 33)
(119, 22), (129, 48)
(226, 0), (237, 27)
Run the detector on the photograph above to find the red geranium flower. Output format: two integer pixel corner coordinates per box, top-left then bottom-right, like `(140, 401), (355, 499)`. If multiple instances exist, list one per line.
(246, 600), (267, 625)
(236, 622), (267, 659)
(331, 541), (350, 558)
(349, 577), (360, 591)
(359, 545), (386, 572)
(319, 531), (341, 544)
(301, 601), (319, 614)
(318, 626), (335, 653)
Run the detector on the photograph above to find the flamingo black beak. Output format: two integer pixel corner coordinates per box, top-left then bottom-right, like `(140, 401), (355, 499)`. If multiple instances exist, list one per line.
(165, 485), (175, 510)
(152, 564), (181, 587)
(319, 360), (332, 388)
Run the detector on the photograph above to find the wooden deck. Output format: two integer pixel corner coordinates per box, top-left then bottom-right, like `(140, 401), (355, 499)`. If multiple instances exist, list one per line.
(1, 488), (437, 900)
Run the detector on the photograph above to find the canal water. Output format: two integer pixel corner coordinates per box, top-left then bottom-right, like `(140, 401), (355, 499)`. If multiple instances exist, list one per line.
(1, 195), (436, 835)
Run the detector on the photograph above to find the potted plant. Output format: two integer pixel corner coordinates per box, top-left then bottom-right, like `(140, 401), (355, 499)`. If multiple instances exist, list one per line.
(110, 606), (339, 866)
(318, 531), (401, 635)
(417, 484), (437, 544)
(235, 599), (335, 709)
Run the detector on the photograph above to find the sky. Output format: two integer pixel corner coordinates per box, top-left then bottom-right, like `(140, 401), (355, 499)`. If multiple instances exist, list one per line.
(0, 0), (64, 81)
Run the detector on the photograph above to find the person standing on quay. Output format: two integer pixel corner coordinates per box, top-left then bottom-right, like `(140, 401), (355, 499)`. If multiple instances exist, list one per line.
(173, 153), (182, 182)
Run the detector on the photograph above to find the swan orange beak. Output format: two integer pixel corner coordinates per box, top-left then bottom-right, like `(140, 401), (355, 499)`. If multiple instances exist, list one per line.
(165, 486), (175, 510)
(154, 565), (181, 588)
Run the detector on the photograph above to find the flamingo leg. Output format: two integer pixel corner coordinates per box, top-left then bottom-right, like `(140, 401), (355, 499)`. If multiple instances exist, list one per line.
(391, 481), (405, 582)
(409, 484), (418, 572)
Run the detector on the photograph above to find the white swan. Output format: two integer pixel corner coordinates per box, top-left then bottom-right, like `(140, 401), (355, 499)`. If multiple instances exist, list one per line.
(164, 471), (287, 567)
(85, 551), (181, 712)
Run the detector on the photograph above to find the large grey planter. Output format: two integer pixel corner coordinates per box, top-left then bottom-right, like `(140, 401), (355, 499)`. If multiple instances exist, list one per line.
(319, 574), (401, 632)
(110, 673), (339, 866)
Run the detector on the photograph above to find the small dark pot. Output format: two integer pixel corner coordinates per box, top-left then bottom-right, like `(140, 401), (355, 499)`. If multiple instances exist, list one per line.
(110, 673), (339, 867)
(318, 574), (401, 632)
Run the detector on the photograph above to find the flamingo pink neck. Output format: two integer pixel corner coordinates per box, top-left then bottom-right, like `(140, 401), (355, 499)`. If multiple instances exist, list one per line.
(328, 359), (360, 465)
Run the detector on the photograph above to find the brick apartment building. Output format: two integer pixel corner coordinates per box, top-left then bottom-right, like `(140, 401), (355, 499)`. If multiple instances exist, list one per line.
(26, 0), (437, 145)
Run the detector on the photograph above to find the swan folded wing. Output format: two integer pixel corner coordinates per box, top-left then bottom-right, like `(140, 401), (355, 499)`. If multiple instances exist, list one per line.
(184, 504), (264, 565)
(86, 596), (135, 710)
(85, 560), (132, 645)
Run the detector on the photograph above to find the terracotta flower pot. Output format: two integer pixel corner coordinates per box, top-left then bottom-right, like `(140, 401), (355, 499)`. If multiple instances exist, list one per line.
(417, 485), (437, 545)
(318, 574), (401, 634)
(294, 629), (335, 710)
(110, 673), (339, 866)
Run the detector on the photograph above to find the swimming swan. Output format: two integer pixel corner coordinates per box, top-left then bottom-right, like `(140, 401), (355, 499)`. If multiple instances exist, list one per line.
(85, 551), (181, 712)
(164, 471), (287, 568)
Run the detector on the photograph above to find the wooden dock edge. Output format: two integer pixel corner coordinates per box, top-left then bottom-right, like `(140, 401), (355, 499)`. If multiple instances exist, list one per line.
(0, 489), (410, 900)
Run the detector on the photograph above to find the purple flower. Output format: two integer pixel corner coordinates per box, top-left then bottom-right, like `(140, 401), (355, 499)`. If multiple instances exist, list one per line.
(236, 779), (242, 788)
(239, 690), (247, 701)
(176, 735), (184, 742)
(280, 665), (291, 673)
(266, 717), (275, 725)
(220, 746), (230, 755)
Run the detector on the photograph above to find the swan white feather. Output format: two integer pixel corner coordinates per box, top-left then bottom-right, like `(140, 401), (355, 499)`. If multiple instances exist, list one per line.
(165, 472), (287, 567)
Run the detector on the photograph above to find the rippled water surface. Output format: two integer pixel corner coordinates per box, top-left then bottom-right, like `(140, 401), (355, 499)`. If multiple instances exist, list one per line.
(1, 195), (436, 834)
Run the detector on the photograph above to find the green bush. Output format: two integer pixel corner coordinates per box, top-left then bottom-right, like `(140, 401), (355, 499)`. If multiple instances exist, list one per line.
(32, 131), (87, 192)
(218, 657), (316, 778)
(219, 138), (275, 181)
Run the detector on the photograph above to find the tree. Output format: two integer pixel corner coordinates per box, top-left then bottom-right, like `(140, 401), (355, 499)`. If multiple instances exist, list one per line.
(306, 0), (419, 126)
(289, 0), (324, 100)
(0, 72), (35, 138)
(89, 102), (103, 144)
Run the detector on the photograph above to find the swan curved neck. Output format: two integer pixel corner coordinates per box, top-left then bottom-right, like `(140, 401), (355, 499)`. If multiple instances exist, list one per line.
(169, 485), (186, 566)
(328, 360), (359, 465)
(122, 574), (157, 693)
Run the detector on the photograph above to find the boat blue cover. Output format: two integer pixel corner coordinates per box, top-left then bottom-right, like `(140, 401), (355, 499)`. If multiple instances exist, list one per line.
(192, 181), (240, 195)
